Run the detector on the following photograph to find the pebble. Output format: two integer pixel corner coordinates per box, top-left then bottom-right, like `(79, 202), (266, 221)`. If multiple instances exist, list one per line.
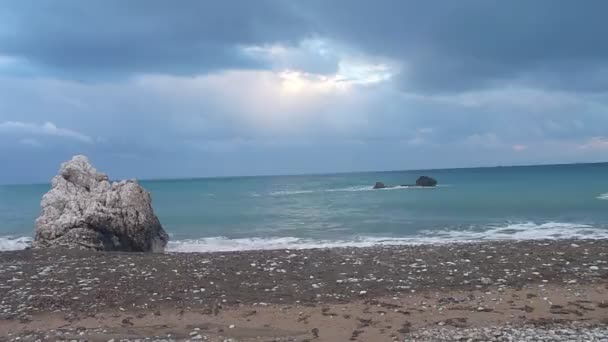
(403, 323), (608, 341)
(1, 240), (607, 341)
(480, 277), (493, 285)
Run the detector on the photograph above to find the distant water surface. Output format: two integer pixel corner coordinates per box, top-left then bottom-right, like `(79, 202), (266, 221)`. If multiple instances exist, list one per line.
(1, 163), (608, 251)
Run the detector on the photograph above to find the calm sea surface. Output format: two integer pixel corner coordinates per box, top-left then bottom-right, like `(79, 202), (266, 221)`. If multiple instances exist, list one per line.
(1, 163), (608, 251)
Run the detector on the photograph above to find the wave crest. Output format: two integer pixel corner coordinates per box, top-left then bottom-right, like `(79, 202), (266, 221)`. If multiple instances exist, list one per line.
(166, 222), (608, 253)
(0, 236), (32, 251)
(267, 185), (442, 196)
(269, 190), (315, 196)
(3, 222), (607, 253)
(422, 222), (606, 241)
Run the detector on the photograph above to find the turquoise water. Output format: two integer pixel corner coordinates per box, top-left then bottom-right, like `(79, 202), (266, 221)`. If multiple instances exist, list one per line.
(2, 163), (608, 251)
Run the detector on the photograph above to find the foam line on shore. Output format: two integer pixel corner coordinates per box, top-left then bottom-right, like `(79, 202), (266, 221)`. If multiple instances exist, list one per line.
(0, 236), (33, 251)
(3, 222), (608, 252)
(166, 222), (608, 253)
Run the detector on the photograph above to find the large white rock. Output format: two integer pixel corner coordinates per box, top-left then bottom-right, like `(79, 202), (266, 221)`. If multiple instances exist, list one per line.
(33, 155), (168, 252)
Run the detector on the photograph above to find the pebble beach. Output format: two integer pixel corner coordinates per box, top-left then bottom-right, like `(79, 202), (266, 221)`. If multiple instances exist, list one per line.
(1, 239), (608, 341)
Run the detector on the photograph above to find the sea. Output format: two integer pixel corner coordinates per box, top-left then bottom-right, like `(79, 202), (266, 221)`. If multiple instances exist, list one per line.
(1, 163), (608, 252)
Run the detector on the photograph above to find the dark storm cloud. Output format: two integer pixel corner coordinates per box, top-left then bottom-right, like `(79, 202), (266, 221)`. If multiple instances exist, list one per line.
(297, 0), (608, 93)
(2, 0), (608, 92)
(0, 0), (309, 76)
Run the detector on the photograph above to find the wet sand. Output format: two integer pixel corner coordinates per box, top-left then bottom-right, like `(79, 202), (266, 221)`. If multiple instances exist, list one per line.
(1, 239), (607, 341)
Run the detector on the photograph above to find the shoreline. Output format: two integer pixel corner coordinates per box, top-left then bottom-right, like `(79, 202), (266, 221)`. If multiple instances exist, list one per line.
(5, 223), (608, 253)
(1, 239), (607, 341)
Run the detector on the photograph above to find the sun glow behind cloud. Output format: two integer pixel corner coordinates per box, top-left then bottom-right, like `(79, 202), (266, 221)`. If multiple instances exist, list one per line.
(277, 61), (395, 95)
(242, 39), (397, 96)
(127, 39), (399, 135)
(278, 70), (347, 94)
(279, 64), (393, 96)
(132, 66), (376, 136)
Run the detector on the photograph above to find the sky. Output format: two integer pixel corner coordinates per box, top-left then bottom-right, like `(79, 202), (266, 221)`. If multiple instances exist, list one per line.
(1, 0), (608, 184)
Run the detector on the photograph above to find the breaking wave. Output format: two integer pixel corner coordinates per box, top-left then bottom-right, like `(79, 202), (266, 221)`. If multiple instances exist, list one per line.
(0, 236), (32, 251)
(269, 190), (316, 196)
(598, 193), (608, 200)
(3, 222), (607, 253)
(420, 222), (608, 241)
(267, 185), (441, 196)
(165, 222), (608, 253)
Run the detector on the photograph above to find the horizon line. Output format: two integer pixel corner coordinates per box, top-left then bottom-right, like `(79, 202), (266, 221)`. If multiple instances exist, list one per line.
(3, 160), (607, 186)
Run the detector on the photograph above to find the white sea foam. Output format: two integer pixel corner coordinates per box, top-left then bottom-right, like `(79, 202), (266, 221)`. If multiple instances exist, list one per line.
(0, 236), (32, 251)
(3, 222), (607, 252)
(324, 185), (373, 192)
(329, 185), (421, 192)
(166, 222), (608, 253)
(598, 193), (608, 200)
(268, 188), (365, 196)
(421, 222), (608, 241)
(268, 185), (441, 196)
(328, 185), (443, 192)
(269, 190), (316, 196)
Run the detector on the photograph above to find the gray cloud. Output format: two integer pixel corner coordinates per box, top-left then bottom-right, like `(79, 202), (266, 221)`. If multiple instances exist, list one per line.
(1, 1), (608, 183)
(0, 121), (92, 143)
(297, 0), (608, 93)
(0, 0), (308, 77)
(1, 71), (607, 184)
(3, 0), (608, 93)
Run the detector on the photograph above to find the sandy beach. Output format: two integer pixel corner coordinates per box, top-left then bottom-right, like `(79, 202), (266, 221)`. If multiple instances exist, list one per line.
(1, 239), (608, 341)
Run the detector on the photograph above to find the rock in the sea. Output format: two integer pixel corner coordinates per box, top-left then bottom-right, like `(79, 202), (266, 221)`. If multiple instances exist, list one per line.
(373, 182), (386, 189)
(415, 176), (438, 187)
(33, 155), (168, 252)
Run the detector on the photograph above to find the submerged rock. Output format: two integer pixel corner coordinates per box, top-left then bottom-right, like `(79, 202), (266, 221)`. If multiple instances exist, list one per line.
(33, 155), (168, 252)
(373, 182), (386, 189)
(415, 176), (438, 187)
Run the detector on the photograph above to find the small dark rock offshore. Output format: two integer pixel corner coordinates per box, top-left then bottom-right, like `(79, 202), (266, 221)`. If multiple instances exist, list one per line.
(415, 176), (438, 187)
(33, 155), (168, 252)
(373, 181), (387, 189)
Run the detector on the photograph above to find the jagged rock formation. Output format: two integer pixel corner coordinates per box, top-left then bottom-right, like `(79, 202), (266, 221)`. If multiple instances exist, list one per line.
(33, 155), (168, 252)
